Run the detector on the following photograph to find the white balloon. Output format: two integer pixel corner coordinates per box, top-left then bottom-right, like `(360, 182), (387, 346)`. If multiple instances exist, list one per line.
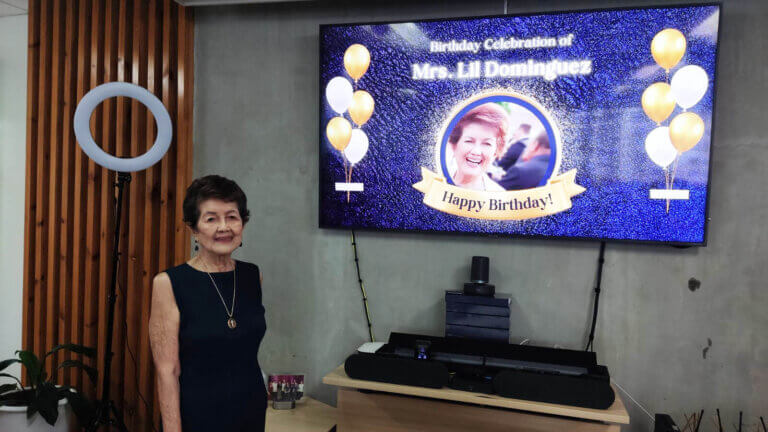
(344, 129), (369, 165)
(74, 82), (172, 172)
(670, 65), (708, 109)
(645, 126), (678, 168)
(325, 76), (353, 114)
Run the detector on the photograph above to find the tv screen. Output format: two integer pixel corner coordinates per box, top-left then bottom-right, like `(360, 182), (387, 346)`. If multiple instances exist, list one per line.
(319, 4), (720, 245)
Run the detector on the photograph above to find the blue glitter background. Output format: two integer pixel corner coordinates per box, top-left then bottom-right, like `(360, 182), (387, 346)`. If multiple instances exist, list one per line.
(319, 5), (720, 244)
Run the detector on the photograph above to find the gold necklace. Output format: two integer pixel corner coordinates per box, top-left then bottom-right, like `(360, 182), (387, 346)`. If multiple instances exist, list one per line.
(200, 258), (237, 329)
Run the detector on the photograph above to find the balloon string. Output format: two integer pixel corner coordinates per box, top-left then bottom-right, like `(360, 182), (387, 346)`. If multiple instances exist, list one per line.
(667, 154), (681, 213)
(347, 165), (354, 202)
(343, 155), (349, 195)
(670, 154), (680, 189)
(664, 167), (670, 214)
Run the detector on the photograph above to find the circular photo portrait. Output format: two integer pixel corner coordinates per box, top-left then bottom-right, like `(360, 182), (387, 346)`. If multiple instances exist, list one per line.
(439, 93), (561, 192)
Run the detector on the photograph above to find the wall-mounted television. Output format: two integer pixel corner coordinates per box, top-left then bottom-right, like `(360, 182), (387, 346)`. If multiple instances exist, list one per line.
(319, 4), (720, 245)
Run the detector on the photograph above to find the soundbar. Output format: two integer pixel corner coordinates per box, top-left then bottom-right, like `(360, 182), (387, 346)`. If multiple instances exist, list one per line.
(345, 332), (615, 409)
(394, 347), (588, 375)
(345, 353), (449, 388)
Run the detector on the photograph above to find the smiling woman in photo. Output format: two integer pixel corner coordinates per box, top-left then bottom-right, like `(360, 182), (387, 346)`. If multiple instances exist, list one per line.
(448, 103), (509, 191)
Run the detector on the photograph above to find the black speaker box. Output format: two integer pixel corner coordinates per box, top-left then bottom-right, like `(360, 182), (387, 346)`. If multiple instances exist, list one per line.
(493, 368), (615, 409)
(448, 376), (494, 394)
(344, 353), (449, 389)
(470, 256), (490, 282)
(463, 282), (495, 297)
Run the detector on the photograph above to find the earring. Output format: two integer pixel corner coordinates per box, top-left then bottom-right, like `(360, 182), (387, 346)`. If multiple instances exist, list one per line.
(240, 242), (243, 248)
(194, 239), (199, 251)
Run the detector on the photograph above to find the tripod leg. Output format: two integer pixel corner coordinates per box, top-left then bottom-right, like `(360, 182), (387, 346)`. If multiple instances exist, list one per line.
(110, 401), (129, 432)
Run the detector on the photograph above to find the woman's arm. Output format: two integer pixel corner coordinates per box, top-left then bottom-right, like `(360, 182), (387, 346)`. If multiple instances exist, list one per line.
(149, 272), (182, 432)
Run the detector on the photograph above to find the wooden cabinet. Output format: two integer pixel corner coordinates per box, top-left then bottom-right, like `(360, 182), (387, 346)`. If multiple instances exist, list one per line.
(323, 365), (629, 432)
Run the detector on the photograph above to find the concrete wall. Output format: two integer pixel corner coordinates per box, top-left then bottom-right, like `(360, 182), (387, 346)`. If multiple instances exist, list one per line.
(0, 14), (27, 384)
(194, 1), (768, 429)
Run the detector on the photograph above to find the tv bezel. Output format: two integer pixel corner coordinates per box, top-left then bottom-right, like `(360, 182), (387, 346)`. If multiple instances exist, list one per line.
(318, 2), (722, 247)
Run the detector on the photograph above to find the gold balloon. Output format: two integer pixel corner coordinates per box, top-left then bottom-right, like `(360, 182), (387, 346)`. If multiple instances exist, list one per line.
(668, 112), (705, 153)
(641, 82), (676, 124)
(651, 28), (686, 72)
(349, 90), (375, 126)
(326, 116), (352, 151)
(344, 44), (371, 81)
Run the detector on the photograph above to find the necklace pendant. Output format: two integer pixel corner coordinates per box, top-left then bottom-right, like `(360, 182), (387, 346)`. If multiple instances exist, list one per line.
(227, 317), (237, 329)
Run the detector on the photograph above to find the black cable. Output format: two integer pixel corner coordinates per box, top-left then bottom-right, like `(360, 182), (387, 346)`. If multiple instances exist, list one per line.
(585, 241), (607, 352)
(694, 409), (704, 432)
(119, 315), (159, 432)
(717, 408), (723, 432)
(115, 260), (159, 432)
(351, 230), (375, 342)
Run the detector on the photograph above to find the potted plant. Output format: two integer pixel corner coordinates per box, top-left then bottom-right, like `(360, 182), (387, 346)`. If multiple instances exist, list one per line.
(0, 344), (97, 431)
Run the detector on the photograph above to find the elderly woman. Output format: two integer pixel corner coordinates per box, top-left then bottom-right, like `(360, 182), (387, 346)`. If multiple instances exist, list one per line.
(448, 103), (509, 192)
(149, 175), (267, 432)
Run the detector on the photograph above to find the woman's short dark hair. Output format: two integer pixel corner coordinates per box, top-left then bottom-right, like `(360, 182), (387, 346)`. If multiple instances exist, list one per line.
(183, 175), (250, 228)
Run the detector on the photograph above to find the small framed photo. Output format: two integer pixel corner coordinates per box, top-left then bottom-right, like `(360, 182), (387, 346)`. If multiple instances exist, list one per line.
(267, 374), (305, 409)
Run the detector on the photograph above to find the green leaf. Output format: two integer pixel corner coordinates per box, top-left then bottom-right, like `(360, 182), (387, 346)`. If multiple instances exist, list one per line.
(0, 396), (27, 407)
(16, 350), (42, 385)
(45, 343), (97, 360)
(26, 399), (38, 419)
(55, 386), (73, 397)
(0, 388), (32, 406)
(0, 383), (18, 395)
(36, 382), (60, 426)
(0, 358), (20, 372)
(55, 386), (77, 401)
(0, 372), (23, 388)
(57, 360), (99, 385)
(63, 389), (96, 427)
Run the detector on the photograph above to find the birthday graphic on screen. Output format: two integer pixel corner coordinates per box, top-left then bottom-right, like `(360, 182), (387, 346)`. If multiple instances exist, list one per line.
(319, 5), (719, 244)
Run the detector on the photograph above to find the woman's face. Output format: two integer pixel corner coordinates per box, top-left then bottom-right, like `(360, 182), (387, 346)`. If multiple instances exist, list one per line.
(451, 122), (499, 182)
(193, 199), (244, 256)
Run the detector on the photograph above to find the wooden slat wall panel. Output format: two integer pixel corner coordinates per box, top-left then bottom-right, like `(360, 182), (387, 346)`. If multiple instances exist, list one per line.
(22, 1), (194, 430)
(57, 0), (77, 380)
(69, 0), (92, 391)
(33, 0), (52, 364)
(21, 0), (39, 375)
(99, 0), (118, 411)
(45, 0), (63, 375)
(111, 0), (131, 418)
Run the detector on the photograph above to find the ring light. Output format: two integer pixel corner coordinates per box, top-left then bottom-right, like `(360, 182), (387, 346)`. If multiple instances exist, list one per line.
(74, 81), (172, 172)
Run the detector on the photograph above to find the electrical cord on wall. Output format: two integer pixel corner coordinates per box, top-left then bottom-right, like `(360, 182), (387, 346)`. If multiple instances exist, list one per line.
(585, 241), (606, 352)
(351, 230), (375, 342)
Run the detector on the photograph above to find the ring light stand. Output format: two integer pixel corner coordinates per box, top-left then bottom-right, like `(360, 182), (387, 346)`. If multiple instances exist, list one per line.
(74, 82), (172, 432)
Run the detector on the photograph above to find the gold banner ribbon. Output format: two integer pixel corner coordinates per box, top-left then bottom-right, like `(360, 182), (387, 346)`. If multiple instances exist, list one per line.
(413, 168), (586, 220)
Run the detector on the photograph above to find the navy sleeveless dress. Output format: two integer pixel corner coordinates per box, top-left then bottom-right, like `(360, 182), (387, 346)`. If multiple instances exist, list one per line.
(165, 260), (267, 432)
